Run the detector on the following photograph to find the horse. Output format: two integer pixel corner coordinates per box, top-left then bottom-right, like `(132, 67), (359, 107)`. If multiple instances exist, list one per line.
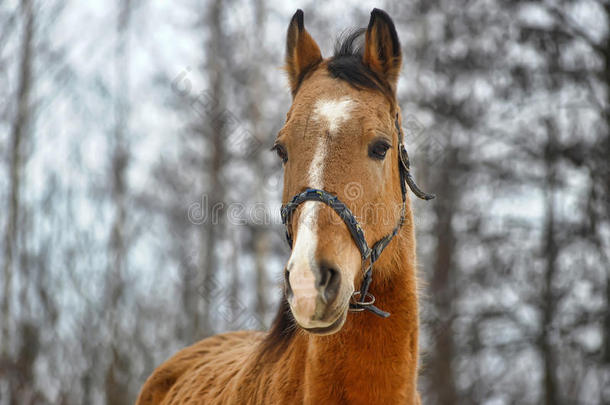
(136, 8), (434, 404)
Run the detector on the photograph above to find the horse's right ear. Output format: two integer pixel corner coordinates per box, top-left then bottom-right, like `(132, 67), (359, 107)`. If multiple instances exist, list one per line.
(285, 9), (322, 97)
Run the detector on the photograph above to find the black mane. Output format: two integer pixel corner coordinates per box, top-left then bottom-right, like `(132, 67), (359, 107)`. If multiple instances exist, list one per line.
(258, 293), (298, 361)
(327, 28), (394, 102)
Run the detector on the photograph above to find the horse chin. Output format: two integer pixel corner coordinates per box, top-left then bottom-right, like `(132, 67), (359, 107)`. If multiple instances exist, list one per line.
(298, 308), (348, 336)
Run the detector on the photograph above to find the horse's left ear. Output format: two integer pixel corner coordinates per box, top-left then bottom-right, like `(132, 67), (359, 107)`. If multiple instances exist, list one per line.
(363, 8), (402, 92)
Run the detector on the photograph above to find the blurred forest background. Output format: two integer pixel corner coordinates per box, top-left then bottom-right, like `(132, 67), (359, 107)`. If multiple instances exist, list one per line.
(0, 0), (608, 404)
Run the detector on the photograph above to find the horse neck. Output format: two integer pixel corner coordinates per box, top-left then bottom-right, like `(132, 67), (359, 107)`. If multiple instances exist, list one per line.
(296, 220), (420, 404)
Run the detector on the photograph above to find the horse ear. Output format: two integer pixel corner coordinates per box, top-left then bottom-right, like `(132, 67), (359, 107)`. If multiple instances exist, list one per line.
(362, 8), (402, 92)
(285, 9), (322, 96)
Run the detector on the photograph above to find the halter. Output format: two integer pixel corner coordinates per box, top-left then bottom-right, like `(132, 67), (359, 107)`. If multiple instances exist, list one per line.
(281, 114), (434, 318)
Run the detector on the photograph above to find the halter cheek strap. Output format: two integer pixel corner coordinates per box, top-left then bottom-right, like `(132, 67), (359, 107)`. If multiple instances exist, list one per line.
(281, 114), (434, 318)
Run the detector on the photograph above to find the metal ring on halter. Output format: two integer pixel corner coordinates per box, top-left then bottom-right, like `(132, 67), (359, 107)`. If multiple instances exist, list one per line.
(349, 291), (376, 311)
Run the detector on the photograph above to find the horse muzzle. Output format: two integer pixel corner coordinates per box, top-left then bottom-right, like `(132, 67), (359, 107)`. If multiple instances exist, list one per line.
(284, 258), (348, 332)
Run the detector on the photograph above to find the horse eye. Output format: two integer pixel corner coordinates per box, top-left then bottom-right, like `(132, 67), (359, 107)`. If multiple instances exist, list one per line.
(271, 144), (288, 164)
(369, 140), (391, 160)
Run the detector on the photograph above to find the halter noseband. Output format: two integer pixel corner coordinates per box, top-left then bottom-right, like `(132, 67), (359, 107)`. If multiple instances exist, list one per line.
(281, 114), (434, 318)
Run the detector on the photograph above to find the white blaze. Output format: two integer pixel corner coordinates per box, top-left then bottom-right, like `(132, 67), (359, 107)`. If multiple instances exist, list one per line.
(308, 96), (354, 190)
(287, 97), (353, 322)
(312, 97), (355, 134)
(287, 201), (319, 322)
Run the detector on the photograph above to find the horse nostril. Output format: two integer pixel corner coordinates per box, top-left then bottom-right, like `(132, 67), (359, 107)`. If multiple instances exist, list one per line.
(317, 263), (341, 304)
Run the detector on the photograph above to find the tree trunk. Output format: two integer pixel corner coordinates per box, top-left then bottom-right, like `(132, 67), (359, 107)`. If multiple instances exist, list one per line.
(200, 0), (226, 336)
(251, 0), (269, 325)
(601, 1), (610, 369)
(429, 147), (459, 405)
(105, 1), (132, 404)
(540, 119), (559, 405)
(2, 0), (33, 358)
(2, 2), (36, 404)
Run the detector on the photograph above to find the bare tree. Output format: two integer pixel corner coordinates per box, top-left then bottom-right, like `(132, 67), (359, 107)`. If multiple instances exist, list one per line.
(247, 0), (271, 324)
(398, 1), (495, 402)
(104, 1), (133, 403)
(2, 0), (34, 358)
(199, 0), (228, 336)
(1, 2), (39, 404)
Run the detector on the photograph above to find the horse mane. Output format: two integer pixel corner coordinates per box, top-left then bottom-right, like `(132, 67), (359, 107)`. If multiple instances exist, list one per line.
(327, 28), (395, 104)
(258, 293), (298, 361)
